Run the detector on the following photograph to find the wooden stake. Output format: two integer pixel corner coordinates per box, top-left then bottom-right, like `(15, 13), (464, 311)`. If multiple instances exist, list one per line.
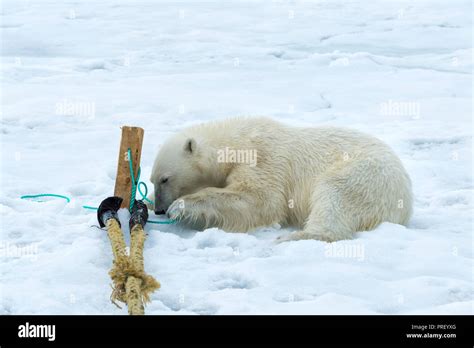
(114, 126), (144, 209)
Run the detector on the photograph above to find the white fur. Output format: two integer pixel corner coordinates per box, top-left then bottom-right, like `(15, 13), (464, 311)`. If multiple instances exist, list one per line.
(150, 117), (413, 242)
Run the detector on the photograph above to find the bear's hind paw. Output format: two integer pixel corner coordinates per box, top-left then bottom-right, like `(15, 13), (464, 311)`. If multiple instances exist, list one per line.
(275, 230), (345, 243)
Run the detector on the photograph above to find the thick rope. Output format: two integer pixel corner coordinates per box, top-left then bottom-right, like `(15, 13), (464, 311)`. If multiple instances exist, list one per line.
(21, 145), (164, 315)
(130, 224), (160, 302)
(106, 219), (160, 315)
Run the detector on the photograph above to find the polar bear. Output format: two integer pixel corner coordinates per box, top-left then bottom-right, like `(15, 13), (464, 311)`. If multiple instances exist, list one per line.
(149, 117), (412, 242)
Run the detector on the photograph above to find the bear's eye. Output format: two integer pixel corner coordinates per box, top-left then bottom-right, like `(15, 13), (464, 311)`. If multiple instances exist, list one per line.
(160, 177), (169, 184)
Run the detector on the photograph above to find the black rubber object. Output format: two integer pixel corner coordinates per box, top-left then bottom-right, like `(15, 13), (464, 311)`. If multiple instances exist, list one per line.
(129, 200), (148, 230)
(97, 196), (123, 228)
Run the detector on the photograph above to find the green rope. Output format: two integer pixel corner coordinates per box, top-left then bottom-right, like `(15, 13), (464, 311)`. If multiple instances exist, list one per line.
(125, 147), (174, 224)
(20, 194), (70, 203)
(20, 147), (175, 225)
(147, 218), (176, 225)
(138, 181), (154, 205)
(82, 205), (98, 210)
(127, 148), (138, 211)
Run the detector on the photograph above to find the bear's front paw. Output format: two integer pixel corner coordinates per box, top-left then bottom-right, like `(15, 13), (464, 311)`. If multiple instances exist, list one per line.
(166, 194), (211, 224)
(166, 198), (187, 221)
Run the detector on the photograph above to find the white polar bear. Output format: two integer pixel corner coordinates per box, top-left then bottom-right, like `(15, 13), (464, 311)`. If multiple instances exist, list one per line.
(150, 117), (413, 242)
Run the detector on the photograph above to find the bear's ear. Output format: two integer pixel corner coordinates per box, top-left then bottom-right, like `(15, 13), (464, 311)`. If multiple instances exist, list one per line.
(184, 138), (197, 154)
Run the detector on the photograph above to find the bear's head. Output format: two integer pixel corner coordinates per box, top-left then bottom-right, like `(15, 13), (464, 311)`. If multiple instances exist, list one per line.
(150, 134), (223, 214)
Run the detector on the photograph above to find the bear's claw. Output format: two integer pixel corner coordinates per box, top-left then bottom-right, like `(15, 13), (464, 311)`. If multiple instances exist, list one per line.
(166, 200), (185, 221)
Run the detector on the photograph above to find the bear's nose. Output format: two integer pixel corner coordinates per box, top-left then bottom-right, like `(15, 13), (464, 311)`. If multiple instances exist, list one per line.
(155, 209), (166, 215)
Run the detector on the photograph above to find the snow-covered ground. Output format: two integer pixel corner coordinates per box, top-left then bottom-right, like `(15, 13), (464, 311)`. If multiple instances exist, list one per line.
(1, 0), (472, 314)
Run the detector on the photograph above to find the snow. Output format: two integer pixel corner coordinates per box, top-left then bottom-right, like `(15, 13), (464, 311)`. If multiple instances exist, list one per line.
(1, 0), (472, 314)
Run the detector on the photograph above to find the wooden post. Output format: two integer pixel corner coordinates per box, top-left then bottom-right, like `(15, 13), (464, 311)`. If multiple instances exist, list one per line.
(114, 126), (144, 210)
